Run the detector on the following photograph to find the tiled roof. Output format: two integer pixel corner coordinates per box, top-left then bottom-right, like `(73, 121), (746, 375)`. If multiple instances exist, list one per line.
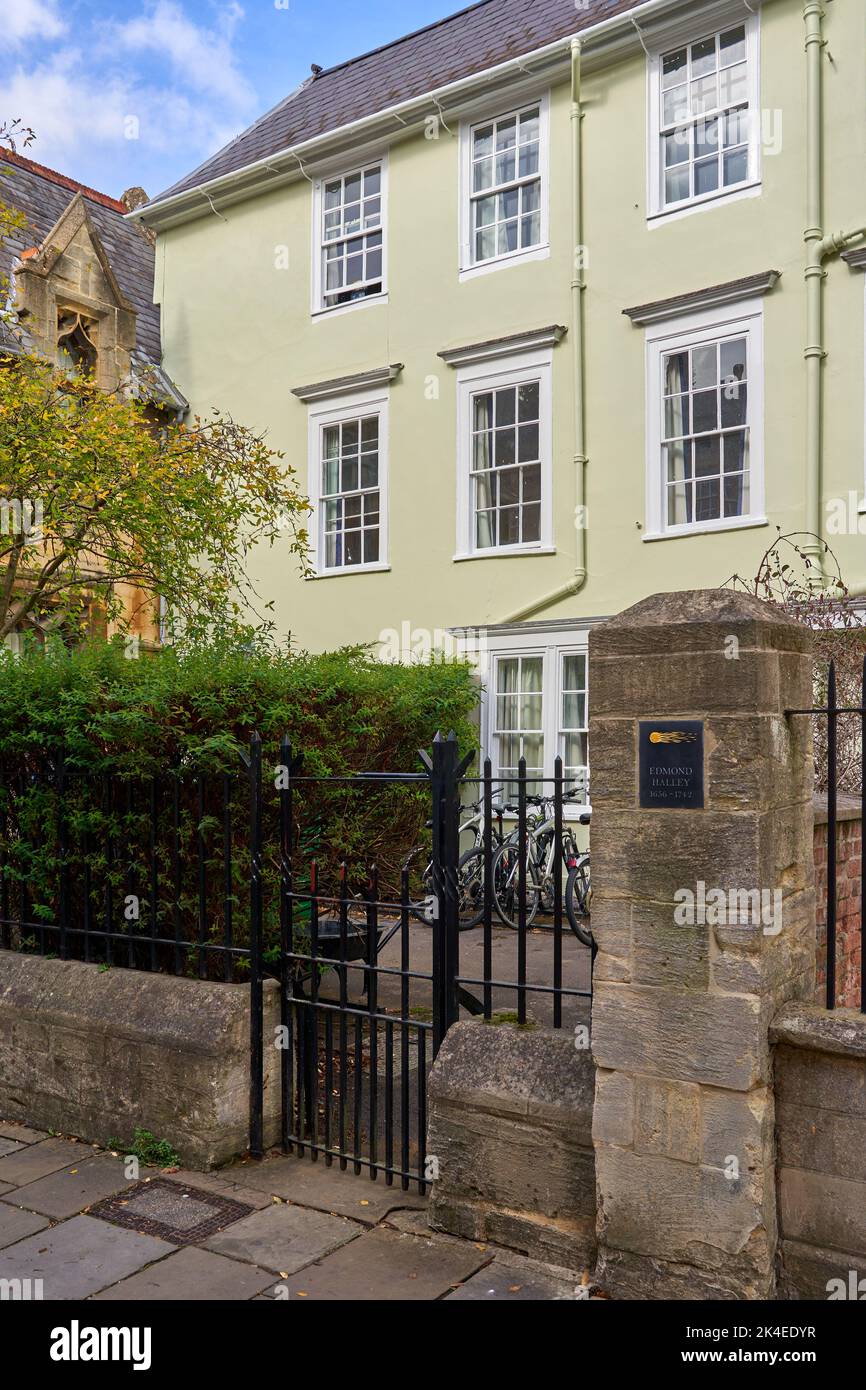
(0, 148), (128, 214)
(0, 149), (162, 365)
(153, 0), (644, 203)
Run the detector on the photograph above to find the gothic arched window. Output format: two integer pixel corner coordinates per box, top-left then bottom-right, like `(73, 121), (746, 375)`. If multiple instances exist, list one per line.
(56, 311), (97, 377)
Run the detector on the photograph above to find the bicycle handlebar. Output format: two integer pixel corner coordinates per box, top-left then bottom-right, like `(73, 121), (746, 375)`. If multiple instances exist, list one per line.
(502, 791), (588, 813)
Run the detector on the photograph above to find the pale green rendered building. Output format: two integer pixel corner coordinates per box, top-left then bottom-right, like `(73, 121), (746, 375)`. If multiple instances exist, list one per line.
(134, 0), (866, 796)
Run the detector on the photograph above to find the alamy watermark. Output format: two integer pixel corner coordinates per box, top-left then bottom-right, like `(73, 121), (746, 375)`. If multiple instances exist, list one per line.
(674, 880), (783, 936)
(826, 1271), (866, 1300)
(0, 1276), (43, 1300)
(376, 621), (488, 667)
(0, 497), (43, 544)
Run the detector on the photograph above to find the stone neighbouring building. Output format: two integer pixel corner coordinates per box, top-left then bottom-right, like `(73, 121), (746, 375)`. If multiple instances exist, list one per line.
(0, 148), (187, 647)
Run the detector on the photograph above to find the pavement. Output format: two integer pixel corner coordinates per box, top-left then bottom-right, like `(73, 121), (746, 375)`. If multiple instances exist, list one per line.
(0, 1119), (590, 1301)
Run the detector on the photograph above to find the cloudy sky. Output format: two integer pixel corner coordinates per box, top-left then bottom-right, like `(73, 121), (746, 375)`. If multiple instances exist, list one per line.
(3, 0), (453, 199)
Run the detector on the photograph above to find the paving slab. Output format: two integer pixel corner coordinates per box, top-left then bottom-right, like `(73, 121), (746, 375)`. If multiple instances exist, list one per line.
(227, 1155), (427, 1224)
(0, 1204), (50, 1251)
(0, 1213), (173, 1300)
(160, 1167), (274, 1210)
(0, 1138), (26, 1159)
(0, 1121), (50, 1144)
(385, 1208), (487, 1245)
(2, 1154), (129, 1219)
(203, 1203), (362, 1275)
(0, 1137), (87, 1186)
(0, 1183), (13, 1196)
(92, 1245), (274, 1302)
(271, 1224), (488, 1300)
(445, 1260), (581, 1300)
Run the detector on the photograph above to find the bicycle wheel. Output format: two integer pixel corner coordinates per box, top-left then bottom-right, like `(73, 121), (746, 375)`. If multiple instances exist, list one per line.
(491, 841), (541, 929)
(456, 847), (487, 929)
(406, 850), (488, 928)
(565, 854), (593, 947)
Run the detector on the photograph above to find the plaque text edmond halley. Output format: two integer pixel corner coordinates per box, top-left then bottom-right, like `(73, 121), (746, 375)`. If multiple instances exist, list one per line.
(638, 720), (705, 810)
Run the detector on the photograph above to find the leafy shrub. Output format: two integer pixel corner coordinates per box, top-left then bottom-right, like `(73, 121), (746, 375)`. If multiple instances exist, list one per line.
(0, 638), (478, 974)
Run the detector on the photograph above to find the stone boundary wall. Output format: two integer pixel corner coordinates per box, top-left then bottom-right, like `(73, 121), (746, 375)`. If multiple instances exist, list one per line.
(427, 1020), (596, 1271)
(771, 1002), (866, 1299)
(814, 795), (862, 1010)
(0, 951), (280, 1168)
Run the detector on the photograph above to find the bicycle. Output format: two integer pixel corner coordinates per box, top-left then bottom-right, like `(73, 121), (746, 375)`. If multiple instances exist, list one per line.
(404, 790), (506, 929)
(490, 796), (592, 946)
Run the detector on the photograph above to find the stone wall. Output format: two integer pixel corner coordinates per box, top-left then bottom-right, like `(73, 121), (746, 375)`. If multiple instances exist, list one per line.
(0, 951), (280, 1168)
(771, 1002), (866, 1298)
(814, 796), (862, 1010)
(427, 1021), (596, 1270)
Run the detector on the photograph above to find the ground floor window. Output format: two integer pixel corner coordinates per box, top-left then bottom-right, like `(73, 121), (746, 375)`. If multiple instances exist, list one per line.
(482, 634), (589, 804)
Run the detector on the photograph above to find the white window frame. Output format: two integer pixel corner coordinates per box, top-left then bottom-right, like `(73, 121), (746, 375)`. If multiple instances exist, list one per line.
(647, 8), (761, 223)
(643, 299), (766, 541)
(557, 647), (589, 804)
(458, 93), (550, 280)
(306, 387), (390, 576)
(311, 155), (389, 318)
(455, 348), (554, 560)
(478, 629), (591, 812)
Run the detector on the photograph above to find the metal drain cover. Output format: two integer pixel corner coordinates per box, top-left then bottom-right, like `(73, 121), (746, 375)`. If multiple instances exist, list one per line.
(89, 1179), (253, 1246)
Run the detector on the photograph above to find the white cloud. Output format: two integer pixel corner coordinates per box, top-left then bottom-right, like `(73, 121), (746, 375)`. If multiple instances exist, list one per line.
(0, 2), (257, 193)
(111, 0), (254, 109)
(0, 49), (247, 176)
(7, 0), (66, 46)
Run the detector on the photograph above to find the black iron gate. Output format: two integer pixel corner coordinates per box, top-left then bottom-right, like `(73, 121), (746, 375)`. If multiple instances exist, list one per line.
(250, 731), (593, 1192)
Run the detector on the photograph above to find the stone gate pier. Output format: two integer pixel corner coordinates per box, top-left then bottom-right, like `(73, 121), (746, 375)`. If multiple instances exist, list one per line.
(589, 590), (815, 1299)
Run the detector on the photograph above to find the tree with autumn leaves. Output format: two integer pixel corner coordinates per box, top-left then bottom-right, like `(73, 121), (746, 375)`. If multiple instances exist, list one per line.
(0, 117), (310, 648)
(0, 354), (310, 646)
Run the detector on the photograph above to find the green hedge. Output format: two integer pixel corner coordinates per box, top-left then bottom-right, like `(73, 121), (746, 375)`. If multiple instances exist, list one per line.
(0, 640), (479, 973)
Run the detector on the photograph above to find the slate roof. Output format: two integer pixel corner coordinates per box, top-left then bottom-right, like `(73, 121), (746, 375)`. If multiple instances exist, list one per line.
(153, 0), (644, 204)
(0, 148), (162, 365)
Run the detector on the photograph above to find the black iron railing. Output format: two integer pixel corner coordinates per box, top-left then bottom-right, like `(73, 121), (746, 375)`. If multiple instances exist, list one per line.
(787, 657), (866, 1012)
(0, 731), (593, 1186)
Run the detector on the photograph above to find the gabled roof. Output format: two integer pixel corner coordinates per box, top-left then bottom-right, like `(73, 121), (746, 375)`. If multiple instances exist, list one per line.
(151, 0), (644, 205)
(0, 148), (162, 364)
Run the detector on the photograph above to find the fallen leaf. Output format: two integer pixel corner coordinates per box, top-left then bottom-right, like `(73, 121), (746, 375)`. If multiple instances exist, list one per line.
(296, 1291), (308, 1298)
(509, 1285), (522, 1293)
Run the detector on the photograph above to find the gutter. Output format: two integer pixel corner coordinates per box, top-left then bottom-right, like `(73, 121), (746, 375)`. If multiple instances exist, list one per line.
(128, 0), (692, 231)
(499, 36), (588, 624)
(802, 0), (866, 574)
